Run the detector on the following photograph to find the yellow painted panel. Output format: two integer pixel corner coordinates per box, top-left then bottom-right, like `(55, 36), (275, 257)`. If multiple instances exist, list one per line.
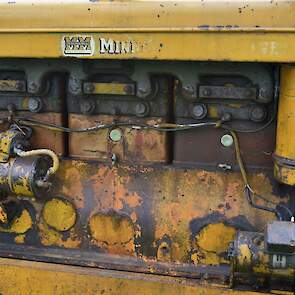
(0, 258), (276, 295)
(0, 32), (295, 62)
(0, 1), (295, 32)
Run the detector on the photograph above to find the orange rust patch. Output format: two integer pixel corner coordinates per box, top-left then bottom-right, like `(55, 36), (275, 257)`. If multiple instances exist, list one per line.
(90, 167), (142, 212)
(14, 234), (26, 244)
(50, 160), (281, 264)
(152, 169), (279, 263)
(60, 164), (86, 209)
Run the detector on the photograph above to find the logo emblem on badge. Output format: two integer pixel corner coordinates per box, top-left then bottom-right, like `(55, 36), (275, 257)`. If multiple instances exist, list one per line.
(62, 36), (135, 56)
(62, 36), (95, 56)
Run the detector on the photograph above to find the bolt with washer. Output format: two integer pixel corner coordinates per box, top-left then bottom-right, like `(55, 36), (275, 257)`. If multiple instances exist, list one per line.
(28, 97), (43, 113)
(191, 103), (207, 120)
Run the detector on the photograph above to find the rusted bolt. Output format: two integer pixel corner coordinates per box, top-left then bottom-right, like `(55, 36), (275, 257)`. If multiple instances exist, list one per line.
(182, 85), (195, 97)
(84, 83), (95, 93)
(7, 103), (16, 114)
(221, 112), (232, 122)
(28, 82), (39, 94)
(124, 85), (134, 95)
(15, 81), (24, 91)
(28, 97), (43, 113)
(249, 105), (267, 122)
(191, 103), (207, 120)
(135, 102), (149, 117)
(259, 88), (270, 99)
(137, 87), (148, 96)
(80, 100), (96, 114)
(69, 78), (81, 94)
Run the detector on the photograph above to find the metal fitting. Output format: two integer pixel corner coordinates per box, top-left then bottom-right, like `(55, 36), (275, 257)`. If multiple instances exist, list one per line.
(191, 103), (207, 120)
(28, 97), (43, 113)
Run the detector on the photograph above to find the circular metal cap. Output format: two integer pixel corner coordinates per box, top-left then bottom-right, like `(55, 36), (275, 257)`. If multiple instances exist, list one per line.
(221, 134), (234, 147)
(109, 128), (123, 142)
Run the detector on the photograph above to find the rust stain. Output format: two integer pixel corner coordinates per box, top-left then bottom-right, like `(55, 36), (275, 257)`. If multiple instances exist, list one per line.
(68, 114), (168, 163)
(14, 234), (26, 244)
(90, 167), (143, 212)
(24, 160), (283, 267)
(17, 111), (65, 156)
(152, 169), (280, 263)
(59, 162), (88, 209)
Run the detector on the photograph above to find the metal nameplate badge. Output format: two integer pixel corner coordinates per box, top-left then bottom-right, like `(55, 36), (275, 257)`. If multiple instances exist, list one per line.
(62, 36), (135, 57)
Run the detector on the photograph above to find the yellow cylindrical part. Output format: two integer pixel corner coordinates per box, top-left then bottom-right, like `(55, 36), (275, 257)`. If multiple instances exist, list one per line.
(274, 65), (295, 185)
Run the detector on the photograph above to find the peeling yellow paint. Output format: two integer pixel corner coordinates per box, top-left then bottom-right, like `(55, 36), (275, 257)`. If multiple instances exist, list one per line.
(89, 213), (135, 255)
(43, 198), (76, 231)
(192, 223), (236, 265)
(0, 209), (32, 234)
(14, 234), (26, 244)
(0, 257), (275, 295)
(38, 222), (81, 249)
(0, 204), (7, 223)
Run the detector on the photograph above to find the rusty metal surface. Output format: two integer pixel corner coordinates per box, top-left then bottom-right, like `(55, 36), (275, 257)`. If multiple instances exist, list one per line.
(68, 115), (169, 163)
(174, 120), (275, 169)
(15, 112), (65, 156)
(0, 58), (292, 293)
(198, 85), (258, 100)
(0, 160), (291, 273)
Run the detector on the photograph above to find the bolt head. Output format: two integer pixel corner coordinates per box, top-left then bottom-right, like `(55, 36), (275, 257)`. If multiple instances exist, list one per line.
(135, 103), (149, 117)
(84, 83), (95, 93)
(249, 105), (267, 122)
(124, 85), (134, 95)
(80, 100), (95, 114)
(28, 82), (39, 94)
(28, 97), (42, 113)
(191, 103), (207, 120)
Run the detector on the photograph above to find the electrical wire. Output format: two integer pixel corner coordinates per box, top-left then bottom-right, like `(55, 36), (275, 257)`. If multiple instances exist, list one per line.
(229, 129), (293, 220)
(12, 116), (219, 133)
(221, 113), (275, 134)
(3, 112), (293, 220)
